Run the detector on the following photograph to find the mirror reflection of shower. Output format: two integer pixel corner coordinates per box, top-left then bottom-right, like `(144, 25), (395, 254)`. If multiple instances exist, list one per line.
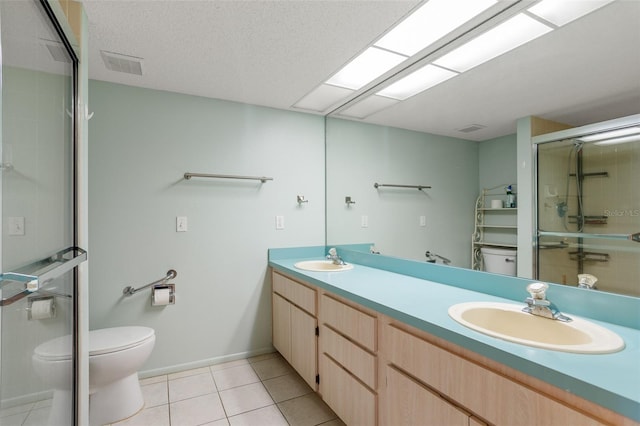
(536, 117), (640, 297)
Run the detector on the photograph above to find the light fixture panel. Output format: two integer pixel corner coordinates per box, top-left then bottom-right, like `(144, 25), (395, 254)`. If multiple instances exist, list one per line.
(433, 14), (552, 73)
(528, 0), (615, 27)
(293, 84), (354, 112)
(377, 64), (458, 100)
(326, 47), (407, 91)
(375, 0), (497, 56)
(338, 95), (399, 119)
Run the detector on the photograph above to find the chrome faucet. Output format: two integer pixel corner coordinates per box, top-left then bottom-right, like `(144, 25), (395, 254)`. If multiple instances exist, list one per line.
(522, 282), (572, 322)
(326, 248), (345, 265)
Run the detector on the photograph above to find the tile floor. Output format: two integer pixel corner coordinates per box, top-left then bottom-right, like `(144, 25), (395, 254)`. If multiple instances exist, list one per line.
(0, 352), (345, 426)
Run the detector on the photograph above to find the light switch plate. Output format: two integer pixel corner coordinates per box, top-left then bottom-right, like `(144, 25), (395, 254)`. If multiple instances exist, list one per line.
(275, 215), (285, 230)
(176, 216), (188, 232)
(361, 215), (368, 228)
(8, 217), (25, 236)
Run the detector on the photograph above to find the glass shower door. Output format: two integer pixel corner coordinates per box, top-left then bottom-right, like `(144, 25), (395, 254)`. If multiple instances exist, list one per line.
(536, 126), (640, 296)
(1, 1), (82, 424)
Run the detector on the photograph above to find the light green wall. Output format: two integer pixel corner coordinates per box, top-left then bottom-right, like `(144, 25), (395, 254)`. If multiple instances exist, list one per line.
(326, 118), (479, 266)
(88, 81), (325, 372)
(478, 133), (517, 193)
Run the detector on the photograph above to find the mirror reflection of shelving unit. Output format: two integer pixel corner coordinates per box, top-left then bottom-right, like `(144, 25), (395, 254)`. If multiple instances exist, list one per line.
(471, 185), (518, 271)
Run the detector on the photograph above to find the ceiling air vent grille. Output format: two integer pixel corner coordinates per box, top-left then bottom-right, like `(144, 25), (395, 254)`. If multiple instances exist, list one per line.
(42, 39), (71, 63)
(457, 124), (486, 133)
(101, 50), (143, 75)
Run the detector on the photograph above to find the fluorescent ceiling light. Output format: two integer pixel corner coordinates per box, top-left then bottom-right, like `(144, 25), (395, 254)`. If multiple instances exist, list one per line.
(338, 95), (399, 119)
(326, 47), (407, 90)
(528, 0), (615, 27)
(293, 84), (353, 112)
(377, 64), (458, 100)
(433, 14), (552, 73)
(375, 0), (497, 57)
(579, 127), (640, 142)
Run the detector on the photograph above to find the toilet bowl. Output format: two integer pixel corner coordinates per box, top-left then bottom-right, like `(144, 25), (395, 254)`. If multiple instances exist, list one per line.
(32, 326), (155, 426)
(480, 247), (517, 276)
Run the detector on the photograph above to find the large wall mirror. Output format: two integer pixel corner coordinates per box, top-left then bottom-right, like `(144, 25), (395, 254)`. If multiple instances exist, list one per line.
(325, 1), (640, 297)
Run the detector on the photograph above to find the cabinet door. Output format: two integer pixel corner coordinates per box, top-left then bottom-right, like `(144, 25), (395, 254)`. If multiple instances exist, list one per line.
(291, 304), (317, 390)
(386, 365), (469, 426)
(272, 293), (291, 362)
(321, 354), (376, 425)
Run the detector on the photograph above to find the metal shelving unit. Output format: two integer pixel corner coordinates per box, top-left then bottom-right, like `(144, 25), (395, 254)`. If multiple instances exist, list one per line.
(471, 187), (518, 271)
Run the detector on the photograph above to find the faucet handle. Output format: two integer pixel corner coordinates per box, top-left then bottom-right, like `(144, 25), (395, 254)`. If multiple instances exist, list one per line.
(526, 282), (548, 300)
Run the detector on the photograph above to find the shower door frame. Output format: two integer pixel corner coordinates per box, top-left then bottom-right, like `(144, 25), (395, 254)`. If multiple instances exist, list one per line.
(1, 0), (81, 422)
(532, 114), (640, 286)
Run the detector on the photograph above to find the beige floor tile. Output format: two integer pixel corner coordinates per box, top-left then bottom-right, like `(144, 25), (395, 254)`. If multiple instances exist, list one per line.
(213, 364), (260, 391)
(170, 393), (226, 426)
(251, 356), (294, 381)
(0, 411), (28, 426)
(317, 418), (346, 426)
(169, 372), (217, 402)
(112, 404), (170, 426)
(201, 418), (230, 426)
(247, 352), (280, 364)
(278, 393), (337, 426)
(263, 373), (313, 403)
(219, 382), (274, 417)
(228, 405), (288, 426)
(168, 366), (211, 381)
(141, 381), (168, 407)
(210, 359), (249, 372)
(22, 406), (50, 426)
(139, 374), (167, 386)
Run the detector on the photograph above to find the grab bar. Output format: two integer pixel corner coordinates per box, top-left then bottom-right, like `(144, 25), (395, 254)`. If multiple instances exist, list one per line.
(0, 247), (87, 306)
(184, 173), (273, 183)
(374, 182), (431, 191)
(539, 231), (640, 243)
(123, 269), (177, 296)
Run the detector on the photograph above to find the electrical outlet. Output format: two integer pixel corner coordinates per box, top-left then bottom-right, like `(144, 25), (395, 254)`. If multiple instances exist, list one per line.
(176, 216), (188, 232)
(419, 215), (426, 227)
(276, 215), (285, 230)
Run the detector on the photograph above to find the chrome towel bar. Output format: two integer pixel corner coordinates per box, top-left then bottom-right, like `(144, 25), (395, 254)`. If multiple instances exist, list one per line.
(184, 173), (273, 183)
(374, 182), (431, 191)
(123, 269), (177, 296)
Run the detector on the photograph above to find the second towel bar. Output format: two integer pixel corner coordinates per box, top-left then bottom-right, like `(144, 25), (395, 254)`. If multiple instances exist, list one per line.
(123, 269), (177, 296)
(184, 173), (273, 183)
(374, 182), (431, 191)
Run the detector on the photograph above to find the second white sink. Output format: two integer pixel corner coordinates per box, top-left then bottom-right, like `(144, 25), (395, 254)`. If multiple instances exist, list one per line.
(294, 260), (353, 272)
(448, 302), (624, 354)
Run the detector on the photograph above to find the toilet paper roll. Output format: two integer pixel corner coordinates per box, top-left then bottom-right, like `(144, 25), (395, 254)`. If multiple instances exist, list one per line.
(153, 288), (172, 306)
(31, 298), (55, 320)
(491, 199), (503, 209)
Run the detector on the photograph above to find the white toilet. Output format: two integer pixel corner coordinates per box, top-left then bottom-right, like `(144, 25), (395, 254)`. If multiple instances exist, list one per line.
(480, 247), (517, 276)
(32, 326), (155, 426)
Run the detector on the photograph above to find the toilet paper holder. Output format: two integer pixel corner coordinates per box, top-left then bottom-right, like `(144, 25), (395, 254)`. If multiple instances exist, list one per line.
(27, 296), (56, 320)
(151, 284), (175, 306)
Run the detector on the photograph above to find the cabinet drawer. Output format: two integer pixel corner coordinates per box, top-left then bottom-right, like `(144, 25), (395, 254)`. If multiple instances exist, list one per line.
(386, 365), (469, 426)
(320, 294), (376, 351)
(321, 354), (376, 426)
(272, 272), (316, 315)
(320, 325), (376, 389)
(386, 324), (601, 425)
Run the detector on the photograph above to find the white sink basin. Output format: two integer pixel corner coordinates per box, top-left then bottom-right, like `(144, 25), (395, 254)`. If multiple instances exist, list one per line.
(294, 260), (353, 272)
(448, 302), (624, 354)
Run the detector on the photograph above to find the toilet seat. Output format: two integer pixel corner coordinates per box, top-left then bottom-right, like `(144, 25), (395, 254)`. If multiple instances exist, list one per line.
(34, 326), (155, 361)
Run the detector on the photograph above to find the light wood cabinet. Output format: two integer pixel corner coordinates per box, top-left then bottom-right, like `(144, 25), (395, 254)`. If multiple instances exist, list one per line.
(271, 269), (633, 426)
(318, 292), (378, 425)
(271, 272), (317, 390)
(320, 353), (376, 426)
(385, 365), (470, 426)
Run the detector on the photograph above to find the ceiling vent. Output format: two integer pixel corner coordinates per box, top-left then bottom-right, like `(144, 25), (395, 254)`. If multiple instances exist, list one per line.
(42, 39), (71, 63)
(100, 50), (143, 75)
(456, 124), (486, 133)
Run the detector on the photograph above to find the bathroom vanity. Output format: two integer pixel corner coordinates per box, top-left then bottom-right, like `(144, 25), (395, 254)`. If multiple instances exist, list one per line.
(268, 246), (640, 426)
